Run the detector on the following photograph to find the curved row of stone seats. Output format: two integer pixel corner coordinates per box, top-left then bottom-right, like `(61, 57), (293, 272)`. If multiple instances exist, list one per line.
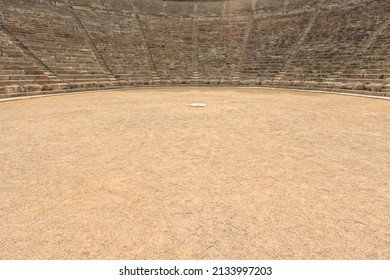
(282, 1), (386, 82)
(133, 0), (167, 16)
(224, 0), (252, 15)
(198, 1), (224, 17)
(196, 0), (293, 17)
(159, 0), (194, 17)
(72, 0), (133, 12)
(1, 0), (111, 86)
(198, 18), (247, 83)
(103, 0), (134, 12)
(254, 0), (318, 13)
(255, 0), (287, 10)
(197, 0), (255, 17)
(140, 16), (193, 84)
(134, 0), (194, 17)
(240, 12), (311, 81)
(75, 9), (152, 84)
(71, 0), (103, 9)
(178, 0), (323, 17)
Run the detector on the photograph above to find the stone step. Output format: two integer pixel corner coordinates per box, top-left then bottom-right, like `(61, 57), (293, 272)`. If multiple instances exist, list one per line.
(192, 73), (200, 84)
(383, 85), (390, 92)
(150, 71), (161, 84)
(0, 80), (54, 86)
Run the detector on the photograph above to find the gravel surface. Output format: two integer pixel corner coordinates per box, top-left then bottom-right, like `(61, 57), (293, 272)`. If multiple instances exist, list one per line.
(0, 87), (389, 259)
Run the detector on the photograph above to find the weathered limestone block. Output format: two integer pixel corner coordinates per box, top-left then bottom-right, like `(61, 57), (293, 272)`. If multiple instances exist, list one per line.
(291, 80), (303, 86)
(352, 83), (365, 90)
(57, 83), (70, 90)
(332, 82), (344, 89)
(340, 83), (354, 90)
(280, 80), (292, 86)
(43, 84), (55, 91)
(23, 84), (43, 92)
(219, 79), (230, 85)
(171, 78), (183, 84)
(88, 82), (100, 88)
(247, 79), (258, 85)
(0, 85), (25, 94)
(365, 83), (383, 92)
(199, 79), (209, 84)
(132, 80), (143, 86)
(118, 80), (133, 86)
(209, 79), (220, 85)
(319, 82), (335, 88)
(262, 80), (272, 85)
(239, 80), (250, 85)
(99, 82), (113, 87)
(303, 81), (319, 88)
(76, 82), (98, 89)
(159, 80), (172, 85)
(43, 84), (67, 91)
(69, 83), (85, 89)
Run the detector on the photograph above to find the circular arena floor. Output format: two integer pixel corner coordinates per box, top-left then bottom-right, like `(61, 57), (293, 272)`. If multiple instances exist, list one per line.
(0, 87), (389, 259)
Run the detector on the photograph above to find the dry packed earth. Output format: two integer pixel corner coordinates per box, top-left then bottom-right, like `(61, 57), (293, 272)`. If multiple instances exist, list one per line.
(0, 87), (389, 260)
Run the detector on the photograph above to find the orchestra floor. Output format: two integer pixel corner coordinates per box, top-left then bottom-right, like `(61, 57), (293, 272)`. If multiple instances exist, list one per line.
(1, 87), (389, 259)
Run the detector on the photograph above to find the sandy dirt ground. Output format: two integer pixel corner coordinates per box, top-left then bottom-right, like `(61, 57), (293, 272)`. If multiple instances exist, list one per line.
(0, 87), (389, 260)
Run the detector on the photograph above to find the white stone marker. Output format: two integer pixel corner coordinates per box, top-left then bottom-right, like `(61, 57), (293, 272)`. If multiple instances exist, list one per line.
(189, 103), (207, 107)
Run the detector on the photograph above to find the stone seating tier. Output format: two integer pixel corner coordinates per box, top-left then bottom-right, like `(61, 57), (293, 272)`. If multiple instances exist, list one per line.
(0, 0), (389, 98)
(198, 19), (247, 81)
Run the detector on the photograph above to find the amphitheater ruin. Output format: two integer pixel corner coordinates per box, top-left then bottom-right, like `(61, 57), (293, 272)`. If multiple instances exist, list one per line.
(0, 0), (389, 98)
(1, 0), (390, 260)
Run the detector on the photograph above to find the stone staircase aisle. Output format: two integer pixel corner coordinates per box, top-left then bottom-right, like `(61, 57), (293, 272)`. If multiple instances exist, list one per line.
(69, 6), (117, 84)
(130, 0), (161, 85)
(232, 14), (253, 85)
(0, 21), (60, 83)
(192, 2), (200, 85)
(280, 3), (323, 73)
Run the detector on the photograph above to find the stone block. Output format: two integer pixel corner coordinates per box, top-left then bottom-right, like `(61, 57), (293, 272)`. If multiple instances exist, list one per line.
(303, 81), (319, 88)
(209, 79), (220, 85)
(119, 80), (132, 86)
(332, 82), (344, 89)
(352, 83), (365, 90)
(340, 83), (354, 90)
(291, 80), (303, 86)
(23, 84), (43, 92)
(262, 80), (272, 85)
(364, 83), (383, 92)
(0, 85), (25, 94)
(99, 82), (112, 87)
(279, 80), (291, 86)
(159, 80), (172, 85)
(171, 78), (183, 85)
(57, 83), (70, 90)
